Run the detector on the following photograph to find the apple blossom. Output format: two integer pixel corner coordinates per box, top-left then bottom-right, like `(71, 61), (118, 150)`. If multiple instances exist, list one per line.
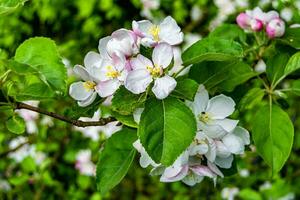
(75, 150), (96, 176)
(132, 16), (183, 47)
(133, 139), (159, 168)
(266, 18), (285, 38)
(125, 43), (177, 99)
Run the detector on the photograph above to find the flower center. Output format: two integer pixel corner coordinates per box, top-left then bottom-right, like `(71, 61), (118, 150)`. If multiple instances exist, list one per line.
(83, 81), (96, 91)
(198, 112), (211, 123)
(106, 66), (121, 79)
(149, 25), (160, 42)
(147, 65), (162, 78)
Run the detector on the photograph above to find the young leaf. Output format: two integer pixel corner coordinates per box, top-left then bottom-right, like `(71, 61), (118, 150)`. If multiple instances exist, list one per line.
(252, 104), (294, 174)
(111, 86), (146, 115)
(171, 78), (199, 101)
(96, 128), (137, 195)
(182, 38), (243, 66)
(138, 97), (196, 166)
(6, 115), (26, 134)
(209, 24), (247, 44)
(266, 52), (290, 86)
(290, 80), (300, 96)
(14, 37), (67, 94)
(277, 27), (300, 49)
(238, 88), (265, 111)
(284, 52), (300, 77)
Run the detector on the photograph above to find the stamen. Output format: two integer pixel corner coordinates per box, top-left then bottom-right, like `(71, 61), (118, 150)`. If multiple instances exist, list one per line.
(149, 25), (160, 42)
(83, 81), (96, 91)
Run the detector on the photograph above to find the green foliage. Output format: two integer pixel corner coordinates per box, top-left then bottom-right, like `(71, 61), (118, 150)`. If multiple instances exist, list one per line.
(171, 78), (199, 101)
(0, 0), (27, 15)
(5, 115), (25, 134)
(266, 52), (290, 86)
(182, 38), (243, 66)
(96, 128), (137, 195)
(111, 86), (147, 115)
(284, 52), (300, 78)
(278, 27), (300, 49)
(209, 24), (247, 44)
(238, 88), (265, 111)
(189, 61), (256, 92)
(252, 104), (294, 174)
(138, 97), (196, 166)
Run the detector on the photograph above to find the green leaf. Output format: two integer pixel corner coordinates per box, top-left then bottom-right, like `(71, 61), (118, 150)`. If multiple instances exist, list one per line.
(138, 97), (196, 166)
(14, 37), (67, 94)
(6, 115), (25, 134)
(290, 80), (300, 96)
(182, 38), (243, 66)
(209, 24), (247, 44)
(284, 52), (300, 77)
(112, 112), (138, 128)
(277, 27), (300, 49)
(189, 61), (256, 92)
(252, 104), (294, 174)
(96, 128), (137, 195)
(266, 52), (290, 86)
(111, 86), (146, 115)
(238, 88), (265, 111)
(171, 78), (199, 101)
(0, 0), (27, 15)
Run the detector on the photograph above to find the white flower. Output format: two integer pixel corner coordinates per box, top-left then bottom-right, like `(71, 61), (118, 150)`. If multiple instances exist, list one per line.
(69, 53), (99, 107)
(133, 139), (159, 168)
(125, 43), (177, 99)
(221, 187), (239, 200)
(132, 16), (183, 47)
(254, 59), (266, 73)
(186, 85), (238, 139)
(75, 150), (96, 176)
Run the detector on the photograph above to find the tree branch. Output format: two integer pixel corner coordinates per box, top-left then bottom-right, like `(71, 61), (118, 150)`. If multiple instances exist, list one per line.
(15, 102), (116, 127)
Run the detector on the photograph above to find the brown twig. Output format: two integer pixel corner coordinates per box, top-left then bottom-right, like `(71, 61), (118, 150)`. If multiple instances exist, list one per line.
(15, 102), (116, 127)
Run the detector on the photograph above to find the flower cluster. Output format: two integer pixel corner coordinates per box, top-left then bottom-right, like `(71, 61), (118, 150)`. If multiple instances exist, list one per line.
(69, 16), (184, 106)
(236, 7), (285, 38)
(133, 85), (250, 186)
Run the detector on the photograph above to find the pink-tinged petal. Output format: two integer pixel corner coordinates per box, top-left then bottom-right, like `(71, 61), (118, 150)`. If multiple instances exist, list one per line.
(159, 16), (184, 45)
(69, 81), (93, 101)
(152, 43), (173, 69)
(236, 13), (251, 29)
(152, 75), (177, 99)
(84, 51), (102, 71)
(130, 54), (153, 70)
(190, 165), (215, 178)
(250, 7), (265, 22)
(132, 20), (153, 37)
(95, 79), (121, 97)
(98, 36), (111, 59)
(186, 85), (209, 116)
(160, 165), (189, 182)
(250, 19), (264, 31)
(91, 58), (113, 82)
(125, 69), (152, 94)
(207, 161), (224, 178)
(78, 92), (97, 107)
(111, 52), (126, 71)
(266, 18), (285, 38)
(215, 155), (234, 169)
(212, 119), (239, 133)
(206, 94), (236, 119)
(140, 37), (157, 47)
(264, 10), (279, 23)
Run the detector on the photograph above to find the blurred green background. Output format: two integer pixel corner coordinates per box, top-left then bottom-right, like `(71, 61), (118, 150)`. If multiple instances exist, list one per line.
(1, 0), (300, 199)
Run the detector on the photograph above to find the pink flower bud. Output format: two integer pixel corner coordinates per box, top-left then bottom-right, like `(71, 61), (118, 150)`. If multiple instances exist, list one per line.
(250, 19), (263, 31)
(236, 13), (251, 29)
(266, 18), (285, 38)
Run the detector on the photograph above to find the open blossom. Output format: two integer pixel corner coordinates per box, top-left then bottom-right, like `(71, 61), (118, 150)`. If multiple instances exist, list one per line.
(125, 43), (177, 99)
(75, 150), (96, 176)
(69, 53), (99, 107)
(132, 16), (183, 47)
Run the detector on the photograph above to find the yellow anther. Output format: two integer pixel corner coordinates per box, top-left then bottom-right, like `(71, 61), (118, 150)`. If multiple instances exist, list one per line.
(147, 66), (161, 77)
(83, 81), (96, 91)
(149, 25), (160, 42)
(105, 66), (121, 79)
(199, 112), (210, 123)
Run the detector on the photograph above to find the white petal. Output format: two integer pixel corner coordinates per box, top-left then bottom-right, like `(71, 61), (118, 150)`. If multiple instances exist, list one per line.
(125, 69), (152, 94)
(160, 165), (189, 182)
(132, 20), (153, 37)
(152, 75), (177, 99)
(189, 143), (208, 156)
(199, 121), (227, 139)
(98, 36), (111, 59)
(215, 140), (231, 158)
(152, 43), (173, 69)
(159, 16), (184, 45)
(84, 51), (102, 72)
(222, 135), (244, 155)
(215, 155), (234, 169)
(78, 92), (97, 107)
(133, 108), (144, 124)
(207, 161), (224, 178)
(73, 65), (91, 82)
(69, 81), (93, 101)
(186, 85), (208, 116)
(206, 94), (236, 119)
(205, 138), (217, 162)
(213, 119), (239, 133)
(232, 126), (250, 145)
(190, 165), (215, 178)
(130, 54), (153, 70)
(95, 79), (121, 97)
(140, 37), (157, 47)
(182, 172), (204, 186)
